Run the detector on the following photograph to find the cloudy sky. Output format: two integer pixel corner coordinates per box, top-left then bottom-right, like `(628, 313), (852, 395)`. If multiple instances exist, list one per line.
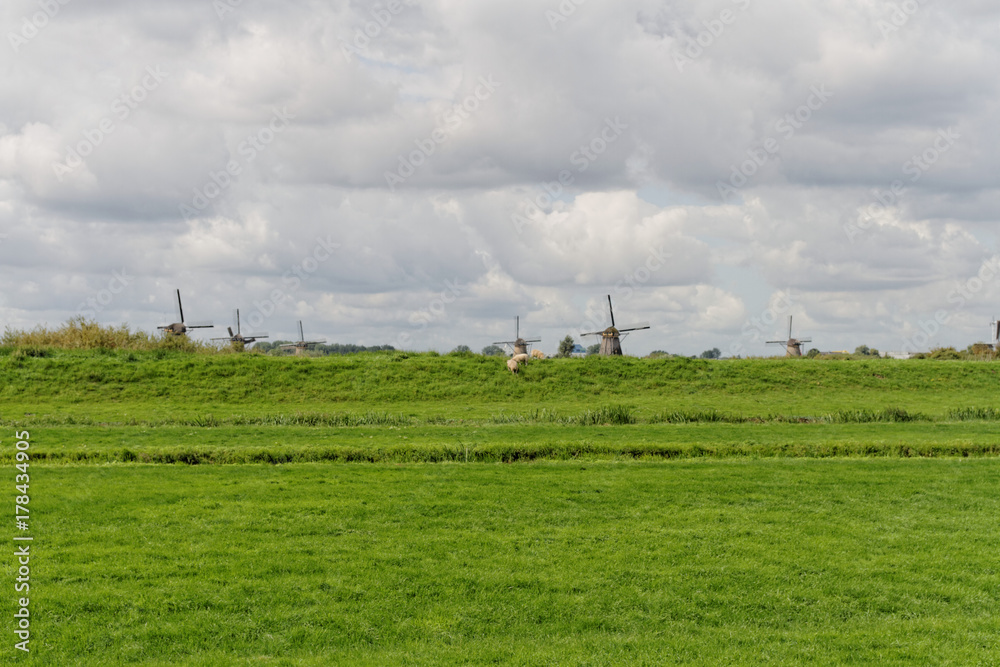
(1, 0), (998, 356)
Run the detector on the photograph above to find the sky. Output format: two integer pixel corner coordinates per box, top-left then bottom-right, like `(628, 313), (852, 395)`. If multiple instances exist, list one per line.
(1, 0), (998, 357)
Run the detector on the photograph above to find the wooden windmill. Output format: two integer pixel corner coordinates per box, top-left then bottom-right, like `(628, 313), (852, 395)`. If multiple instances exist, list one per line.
(581, 295), (650, 356)
(280, 320), (326, 356)
(212, 309), (268, 350)
(492, 316), (541, 356)
(157, 289), (213, 336)
(767, 316), (812, 357)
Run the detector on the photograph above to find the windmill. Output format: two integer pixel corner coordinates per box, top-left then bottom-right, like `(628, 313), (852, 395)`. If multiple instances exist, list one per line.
(767, 316), (812, 357)
(492, 316), (541, 356)
(990, 318), (1000, 351)
(157, 289), (213, 336)
(212, 309), (268, 349)
(280, 320), (326, 356)
(581, 295), (650, 356)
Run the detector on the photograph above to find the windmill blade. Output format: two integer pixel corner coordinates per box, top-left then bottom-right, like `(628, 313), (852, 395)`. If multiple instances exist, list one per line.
(298, 321), (305, 342)
(580, 330), (604, 337)
(765, 340), (787, 345)
(596, 295), (612, 329)
(175, 289), (185, 323)
(788, 315), (793, 340)
(515, 316), (519, 340)
(520, 337), (542, 343)
(227, 326), (234, 337)
(617, 321), (650, 332)
(233, 309), (241, 335)
(304, 339), (327, 345)
(186, 321), (214, 329)
(245, 331), (268, 338)
(798, 337), (812, 344)
(994, 320), (1000, 341)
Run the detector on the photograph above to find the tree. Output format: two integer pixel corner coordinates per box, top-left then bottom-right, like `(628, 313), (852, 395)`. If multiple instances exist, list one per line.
(557, 335), (575, 358)
(586, 343), (600, 356)
(700, 348), (721, 359)
(450, 345), (472, 355)
(854, 345), (879, 357)
(806, 348), (820, 358)
(481, 345), (505, 357)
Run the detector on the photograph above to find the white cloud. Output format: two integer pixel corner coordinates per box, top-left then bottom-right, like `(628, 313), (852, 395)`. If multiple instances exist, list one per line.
(1, 0), (999, 353)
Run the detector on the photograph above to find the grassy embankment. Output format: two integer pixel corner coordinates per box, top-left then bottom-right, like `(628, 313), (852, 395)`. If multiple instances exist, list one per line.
(3, 348), (1000, 462)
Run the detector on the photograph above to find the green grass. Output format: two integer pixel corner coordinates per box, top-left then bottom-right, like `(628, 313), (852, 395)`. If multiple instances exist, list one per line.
(4, 349), (1000, 422)
(18, 460), (1000, 665)
(8, 350), (1000, 663)
(12, 422), (1000, 465)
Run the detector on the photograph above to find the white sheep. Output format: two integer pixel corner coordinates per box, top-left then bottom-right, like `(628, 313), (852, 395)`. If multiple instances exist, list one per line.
(506, 358), (520, 374)
(511, 353), (530, 365)
(531, 349), (545, 360)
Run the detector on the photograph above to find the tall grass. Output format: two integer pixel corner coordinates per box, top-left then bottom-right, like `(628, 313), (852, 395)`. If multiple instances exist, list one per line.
(2, 317), (221, 352)
(822, 407), (926, 423)
(575, 404), (637, 425)
(946, 407), (1000, 421)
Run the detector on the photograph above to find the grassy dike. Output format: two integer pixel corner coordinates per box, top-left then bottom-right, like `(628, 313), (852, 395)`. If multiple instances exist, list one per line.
(4, 348), (1000, 463)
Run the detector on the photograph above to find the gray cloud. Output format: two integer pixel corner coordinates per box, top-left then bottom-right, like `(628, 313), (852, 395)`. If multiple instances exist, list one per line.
(2, 0), (999, 354)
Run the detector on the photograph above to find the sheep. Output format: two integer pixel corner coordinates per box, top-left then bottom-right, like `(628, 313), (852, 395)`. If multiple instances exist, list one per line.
(531, 349), (546, 360)
(506, 358), (520, 374)
(511, 353), (530, 365)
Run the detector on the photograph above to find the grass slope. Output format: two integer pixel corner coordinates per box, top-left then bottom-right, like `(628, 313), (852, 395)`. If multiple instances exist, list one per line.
(3, 349), (1000, 421)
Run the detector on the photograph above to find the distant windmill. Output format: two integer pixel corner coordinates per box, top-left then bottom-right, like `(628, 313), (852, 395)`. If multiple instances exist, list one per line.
(767, 316), (812, 357)
(581, 295), (650, 356)
(280, 320), (326, 356)
(157, 289), (213, 336)
(492, 316), (541, 356)
(212, 309), (268, 349)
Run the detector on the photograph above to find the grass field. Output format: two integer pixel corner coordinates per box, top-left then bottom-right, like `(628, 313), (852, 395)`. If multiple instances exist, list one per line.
(5, 350), (1000, 664)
